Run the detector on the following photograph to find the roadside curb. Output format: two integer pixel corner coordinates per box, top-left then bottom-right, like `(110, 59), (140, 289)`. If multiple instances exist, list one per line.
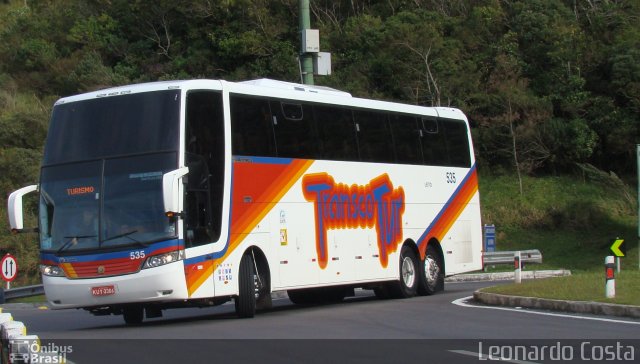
(446, 269), (571, 282)
(473, 290), (640, 319)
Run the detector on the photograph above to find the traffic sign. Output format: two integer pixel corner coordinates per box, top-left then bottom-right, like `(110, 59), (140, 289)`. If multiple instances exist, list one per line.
(1, 254), (18, 282)
(484, 224), (496, 253)
(610, 238), (625, 257)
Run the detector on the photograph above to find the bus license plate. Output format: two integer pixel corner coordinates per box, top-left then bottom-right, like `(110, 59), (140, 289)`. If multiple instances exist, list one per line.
(91, 285), (115, 296)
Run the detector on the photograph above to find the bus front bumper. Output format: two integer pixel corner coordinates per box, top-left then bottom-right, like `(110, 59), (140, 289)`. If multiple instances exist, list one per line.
(43, 261), (189, 309)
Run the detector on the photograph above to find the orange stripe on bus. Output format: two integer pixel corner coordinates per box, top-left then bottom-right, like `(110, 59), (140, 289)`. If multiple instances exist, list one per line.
(418, 169), (478, 258)
(186, 159), (313, 296)
(186, 260), (215, 296)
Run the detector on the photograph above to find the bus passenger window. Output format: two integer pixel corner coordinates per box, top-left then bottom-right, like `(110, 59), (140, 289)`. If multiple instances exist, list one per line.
(313, 105), (358, 162)
(271, 100), (318, 159)
(390, 114), (422, 165)
(230, 95), (276, 157)
(421, 117), (448, 166)
(443, 118), (471, 168)
(353, 109), (394, 163)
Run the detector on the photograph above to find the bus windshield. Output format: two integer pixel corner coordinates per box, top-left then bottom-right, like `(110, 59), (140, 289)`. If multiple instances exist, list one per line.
(39, 90), (181, 253)
(44, 90), (180, 165)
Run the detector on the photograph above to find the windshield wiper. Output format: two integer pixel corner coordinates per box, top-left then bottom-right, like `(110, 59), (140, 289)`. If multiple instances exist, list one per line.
(57, 235), (97, 254)
(102, 230), (148, 247)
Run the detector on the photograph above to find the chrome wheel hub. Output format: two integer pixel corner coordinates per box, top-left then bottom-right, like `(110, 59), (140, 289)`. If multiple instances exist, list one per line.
(401, 256), (416, 287)
(424, 256), (440, 288)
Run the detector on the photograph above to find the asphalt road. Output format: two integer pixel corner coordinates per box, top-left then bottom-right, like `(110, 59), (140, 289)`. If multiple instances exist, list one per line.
(5, 281), (640, 363)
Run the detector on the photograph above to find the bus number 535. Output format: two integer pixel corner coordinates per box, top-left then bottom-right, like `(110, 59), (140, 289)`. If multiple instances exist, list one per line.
(130, 251), (145, 260)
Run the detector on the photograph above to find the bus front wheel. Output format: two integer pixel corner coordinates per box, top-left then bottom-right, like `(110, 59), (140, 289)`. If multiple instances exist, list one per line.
(235, 253), (256, 318)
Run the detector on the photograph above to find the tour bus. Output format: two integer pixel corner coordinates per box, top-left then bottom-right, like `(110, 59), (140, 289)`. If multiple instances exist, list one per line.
(8, 79), (482, 324)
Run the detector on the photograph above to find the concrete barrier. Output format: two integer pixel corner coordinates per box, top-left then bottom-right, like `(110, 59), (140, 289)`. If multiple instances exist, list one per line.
(474, 290), (640, 319)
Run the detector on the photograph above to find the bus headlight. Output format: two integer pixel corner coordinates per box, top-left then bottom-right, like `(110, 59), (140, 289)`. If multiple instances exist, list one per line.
(143, 250), (185, 269)
(40, 264), (65, 277)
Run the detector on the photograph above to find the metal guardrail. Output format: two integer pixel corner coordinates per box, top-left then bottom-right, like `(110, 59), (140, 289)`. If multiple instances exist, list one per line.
(0, 285), (44, 303)
(483, 249), (543, 266)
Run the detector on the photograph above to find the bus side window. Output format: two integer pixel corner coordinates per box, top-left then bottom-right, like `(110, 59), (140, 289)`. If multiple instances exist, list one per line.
(270, 100), (319, 159)
(421, 117), (448, 166)
(230, 95), (276, 157)
(442, 118), (472, 168)
(185, 90), (225, 247)
(185, 153), (211, 246)
(353, 109), (394, 163)
(389, 114), (423, 165)
(313, 105), (358, 162)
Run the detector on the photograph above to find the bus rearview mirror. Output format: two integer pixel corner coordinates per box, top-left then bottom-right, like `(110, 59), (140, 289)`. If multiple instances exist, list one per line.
(162, 167), (189, 216)
(8, 184), (38, 232)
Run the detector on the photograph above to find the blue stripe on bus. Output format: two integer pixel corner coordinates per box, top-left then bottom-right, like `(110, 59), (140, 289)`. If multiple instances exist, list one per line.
(416, 164), (477, 244)
(41, 239), (183, 263)
(184, 254), (215, 265)
(232, 155), (293, 165)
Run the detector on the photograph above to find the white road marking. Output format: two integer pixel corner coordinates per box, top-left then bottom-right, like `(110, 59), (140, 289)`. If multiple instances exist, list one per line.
(452, 296), (640, 325)
(449, 349), (541, 364)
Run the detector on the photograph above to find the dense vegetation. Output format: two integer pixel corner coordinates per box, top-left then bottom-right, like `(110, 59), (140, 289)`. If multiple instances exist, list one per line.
(0, 0), (638, 283)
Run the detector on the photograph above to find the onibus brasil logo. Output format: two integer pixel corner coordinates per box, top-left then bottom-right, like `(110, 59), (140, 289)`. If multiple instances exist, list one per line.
(9, 339), (72, 363)
(302, 173), (405, 269)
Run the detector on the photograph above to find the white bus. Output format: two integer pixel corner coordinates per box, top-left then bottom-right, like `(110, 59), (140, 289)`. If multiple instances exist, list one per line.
(8, 79), (482, 324)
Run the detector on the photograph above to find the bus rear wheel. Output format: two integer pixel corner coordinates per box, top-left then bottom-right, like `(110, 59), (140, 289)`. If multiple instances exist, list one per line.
(235, 253), (257, 318)
(418, 244), (444, 295)
(389, 245), (419, 298)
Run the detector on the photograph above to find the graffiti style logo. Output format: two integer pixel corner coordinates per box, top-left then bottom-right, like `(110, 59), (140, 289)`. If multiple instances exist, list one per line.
(302, 173), (405, 269)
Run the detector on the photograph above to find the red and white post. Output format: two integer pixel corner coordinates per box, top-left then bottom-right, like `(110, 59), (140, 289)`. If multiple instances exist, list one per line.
(514, 251), (522, 284)
(605, 255), (615, 299)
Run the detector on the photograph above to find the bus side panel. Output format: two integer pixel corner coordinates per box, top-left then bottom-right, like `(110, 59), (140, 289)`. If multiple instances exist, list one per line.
(440, 200), (483, 276)
(206, 157), (315, 297)
(196, 157), (482, 298)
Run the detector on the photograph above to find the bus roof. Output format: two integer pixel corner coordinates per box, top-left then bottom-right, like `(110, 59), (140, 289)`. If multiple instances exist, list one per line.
(53, 78), (466, 121)
(239, 79), (352, 97)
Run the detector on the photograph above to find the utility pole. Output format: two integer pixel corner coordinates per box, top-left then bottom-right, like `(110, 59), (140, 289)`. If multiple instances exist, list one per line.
(299, 0), (314, 85)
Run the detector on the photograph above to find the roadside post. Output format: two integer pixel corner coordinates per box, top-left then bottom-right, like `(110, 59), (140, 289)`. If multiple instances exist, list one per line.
(605, 256), (615, 298)
(514, 251), (521, 284)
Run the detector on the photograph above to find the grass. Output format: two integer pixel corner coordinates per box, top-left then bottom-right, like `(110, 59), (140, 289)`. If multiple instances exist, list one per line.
(479, 172), (638, 271)
(482, 271), (640, 306)
(478, 171), (639, 306)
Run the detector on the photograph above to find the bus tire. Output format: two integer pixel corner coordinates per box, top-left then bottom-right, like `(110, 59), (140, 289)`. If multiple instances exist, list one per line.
(418, 244), (444, 295)
(122, 306), (144, 325)
(235, 253), (256, 318)
(389, 245), (419, 298)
